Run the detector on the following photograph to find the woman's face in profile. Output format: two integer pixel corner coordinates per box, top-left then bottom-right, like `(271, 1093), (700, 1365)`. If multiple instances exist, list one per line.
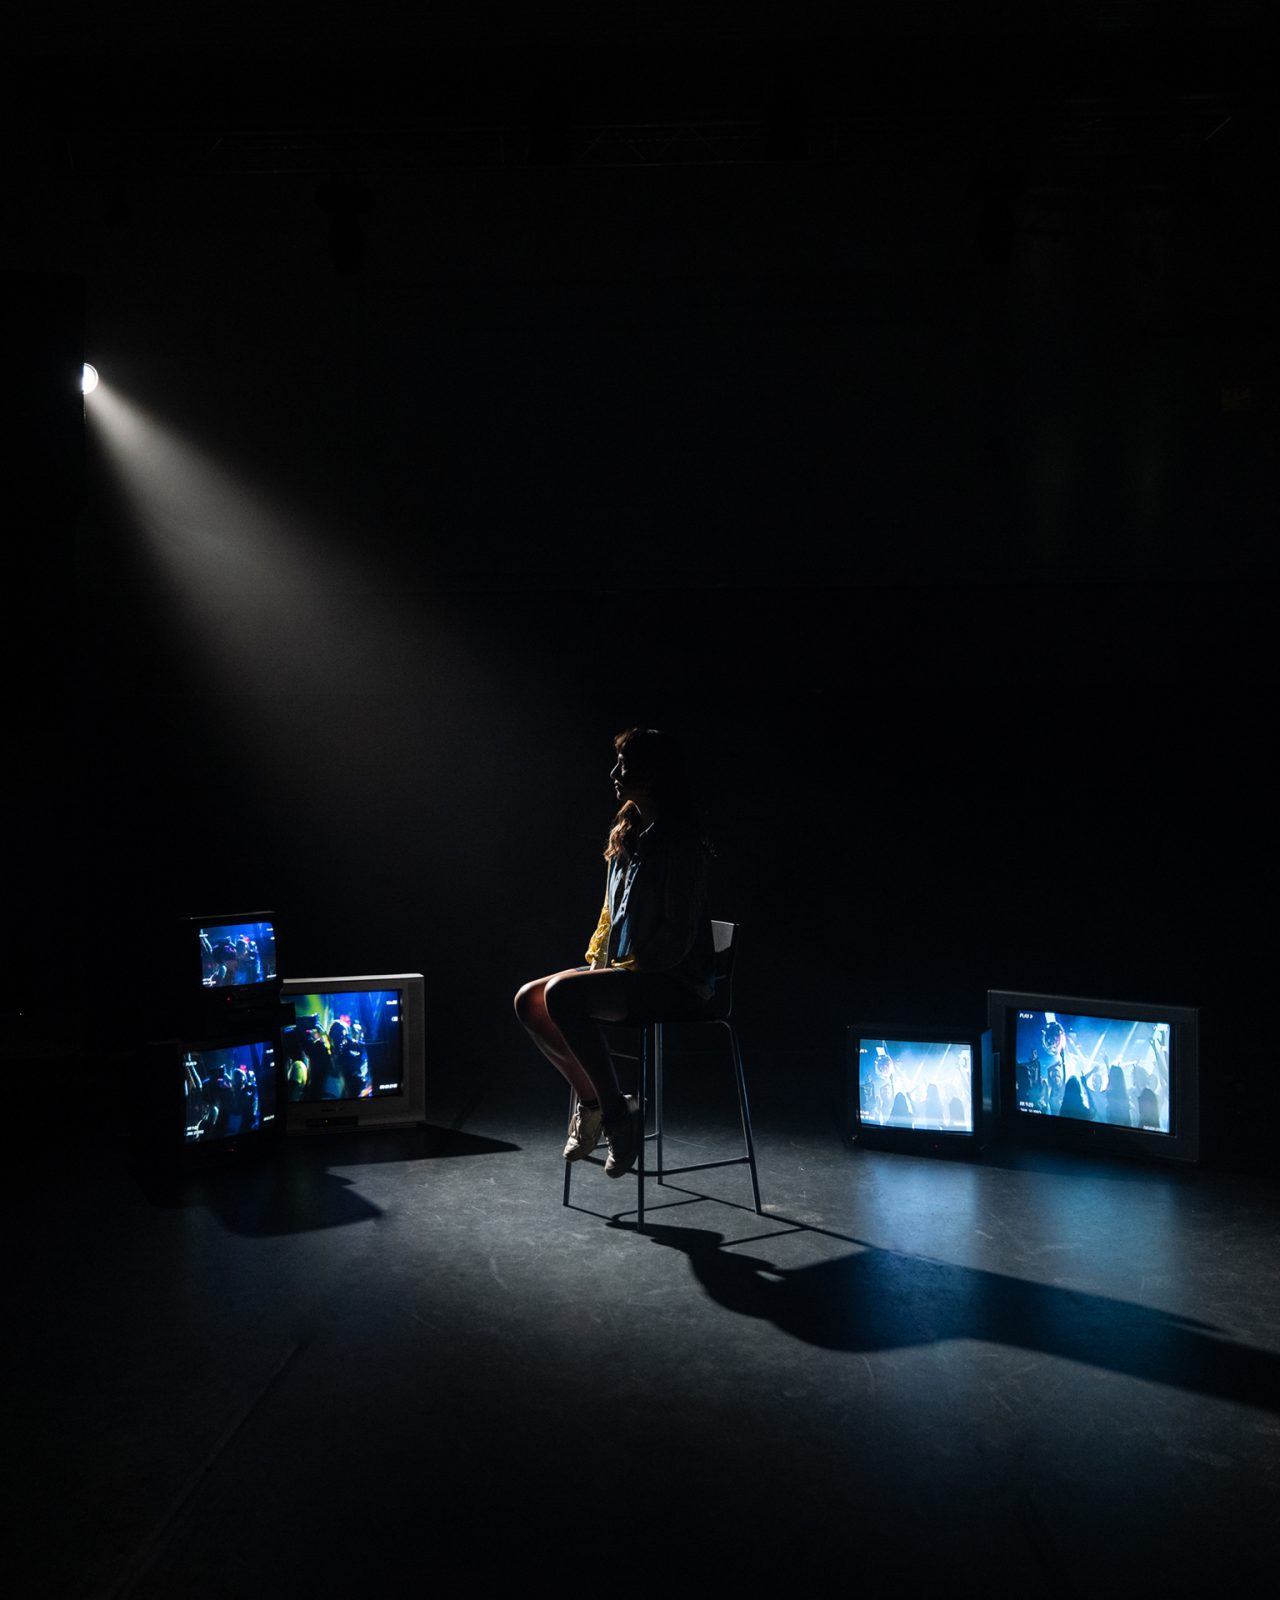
(611, 744), (655, 811)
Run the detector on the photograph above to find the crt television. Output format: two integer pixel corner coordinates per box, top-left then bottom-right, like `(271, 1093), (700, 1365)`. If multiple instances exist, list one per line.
(281, 974), (425, 1133)
(136, 1023), (284, 1167)
(184, 1034), (280, 1146)
(181, 911), (280, 1022)
(847, 1023), (995, 1156)
(987, 989), (1200, 1164)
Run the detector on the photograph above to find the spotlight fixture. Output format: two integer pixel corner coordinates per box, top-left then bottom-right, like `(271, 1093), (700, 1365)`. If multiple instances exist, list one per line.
(81, 363), (99, 394)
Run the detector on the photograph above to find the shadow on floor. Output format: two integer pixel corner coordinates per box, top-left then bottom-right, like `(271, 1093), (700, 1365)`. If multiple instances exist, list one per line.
(637, 1215), (1280, 1414)
(302, 1124), (519, 1164)
(128, 1124), (519, 1235)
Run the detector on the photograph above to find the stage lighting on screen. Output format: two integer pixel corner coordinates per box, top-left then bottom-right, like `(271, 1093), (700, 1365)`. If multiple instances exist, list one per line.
(81, 363), (98, 394)
(281, 975), (425, 1132)
(846, 1023), (994, 1156)
(988, 989), (1201, 1164)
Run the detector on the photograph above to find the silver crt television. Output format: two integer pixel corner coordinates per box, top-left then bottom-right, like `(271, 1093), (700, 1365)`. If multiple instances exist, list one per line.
(281, 973), (425, 1133)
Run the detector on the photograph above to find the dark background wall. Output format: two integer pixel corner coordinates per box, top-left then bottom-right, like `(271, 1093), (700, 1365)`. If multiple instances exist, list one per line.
(6, 7), (1277, 1156)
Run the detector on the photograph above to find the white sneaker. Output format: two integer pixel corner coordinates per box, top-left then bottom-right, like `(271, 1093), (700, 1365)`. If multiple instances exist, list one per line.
(603, 1095), (643, 1178)
(563, 1098), (604, 1162)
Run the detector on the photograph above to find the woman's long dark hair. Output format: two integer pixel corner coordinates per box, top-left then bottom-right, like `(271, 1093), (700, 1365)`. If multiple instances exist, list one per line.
(604, 727), (707, 862)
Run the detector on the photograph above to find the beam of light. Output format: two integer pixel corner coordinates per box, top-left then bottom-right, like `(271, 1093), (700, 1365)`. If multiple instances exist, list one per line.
(81, 379), (525, 837)
(81, 363), (99, 394)
(83, 380), (428, 706)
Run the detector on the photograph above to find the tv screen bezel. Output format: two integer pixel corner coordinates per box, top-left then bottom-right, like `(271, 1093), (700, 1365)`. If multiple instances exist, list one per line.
(846, 1021), (989, 1156)
(280, 973), (425, 1133)
(987, 989), (1200, 1165)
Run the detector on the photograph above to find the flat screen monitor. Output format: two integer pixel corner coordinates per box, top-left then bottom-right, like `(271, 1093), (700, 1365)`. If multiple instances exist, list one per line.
(281, 974), (425, 1133)
(847, 1023), (993, 1155)
(988, 989), (1200, 1164)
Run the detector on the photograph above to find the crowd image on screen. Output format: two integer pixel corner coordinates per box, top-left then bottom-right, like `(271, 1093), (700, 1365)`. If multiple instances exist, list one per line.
(183, 1041), (276, 1142)
(858, 1039), (973, 1134)
(199, 922), (277, 988)
(282, 990), (402, 1104)
(1014, 1010), (1171, 1134)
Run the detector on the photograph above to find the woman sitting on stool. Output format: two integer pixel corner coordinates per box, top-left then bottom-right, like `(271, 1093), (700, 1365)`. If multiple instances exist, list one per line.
(514, 726), (715, 1178)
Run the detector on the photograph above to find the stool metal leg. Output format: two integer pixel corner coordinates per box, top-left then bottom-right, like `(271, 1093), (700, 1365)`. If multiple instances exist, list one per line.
(653, 1022), (665, 1184)
(636, 1023), (647, 1229)
(724, 1020), (763, 1215)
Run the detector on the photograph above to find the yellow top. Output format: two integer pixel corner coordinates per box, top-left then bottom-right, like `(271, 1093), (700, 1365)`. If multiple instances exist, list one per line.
(584, 899), (637, 970)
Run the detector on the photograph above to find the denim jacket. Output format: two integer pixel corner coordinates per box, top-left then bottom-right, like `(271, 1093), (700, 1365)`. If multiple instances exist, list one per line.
(584, 820), (715, 997)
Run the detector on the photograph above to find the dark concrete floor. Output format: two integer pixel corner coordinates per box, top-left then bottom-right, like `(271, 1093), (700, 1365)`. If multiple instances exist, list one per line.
(18, 1048), (1280, 1599)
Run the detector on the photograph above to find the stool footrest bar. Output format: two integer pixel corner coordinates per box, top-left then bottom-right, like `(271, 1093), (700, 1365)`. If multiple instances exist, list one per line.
(652, 1156), (752, 1177)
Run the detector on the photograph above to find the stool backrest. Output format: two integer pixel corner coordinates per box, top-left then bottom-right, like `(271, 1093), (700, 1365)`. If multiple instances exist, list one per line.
(704, 920), (738, 1021)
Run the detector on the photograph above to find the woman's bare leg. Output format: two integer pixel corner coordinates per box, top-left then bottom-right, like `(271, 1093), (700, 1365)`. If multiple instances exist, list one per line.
(540, 970), (633, 1122)
(514, 971), (597, 1102)
(514, 968), (633, 1119)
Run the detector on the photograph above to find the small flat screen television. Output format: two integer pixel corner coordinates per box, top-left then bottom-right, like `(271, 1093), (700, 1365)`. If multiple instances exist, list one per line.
(847, 1023), (993, 1156)
(987, 989), (1200, 1164)
(281, 974), (425, 1133)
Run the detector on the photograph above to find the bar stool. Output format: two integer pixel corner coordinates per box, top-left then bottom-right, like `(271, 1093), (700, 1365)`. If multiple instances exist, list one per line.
(562, 920), (763, 1227)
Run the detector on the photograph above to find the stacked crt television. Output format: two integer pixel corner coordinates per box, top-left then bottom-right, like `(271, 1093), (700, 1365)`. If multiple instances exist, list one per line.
(181, 1032), (280, 1151)
(139, 911), (288, 1165)
(196, 916), (278, 1010)
(281, 974), (425, 1133)
(987, 989), (1200, 1165)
